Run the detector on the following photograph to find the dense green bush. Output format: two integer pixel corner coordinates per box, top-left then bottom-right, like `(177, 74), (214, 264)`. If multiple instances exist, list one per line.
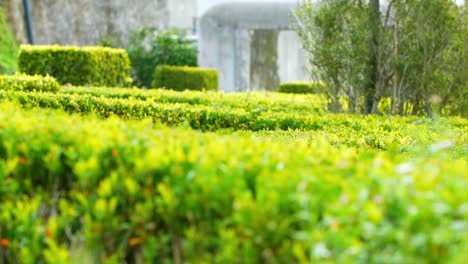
(0, 74), (60, 92)
(18, 45), (132, 87)
(153, 65), (218, 91)
(279, 82), (324, 94)
(100, 28), (198, 88)
(0, 103), (466, 263)
(0, 6), (17, 74)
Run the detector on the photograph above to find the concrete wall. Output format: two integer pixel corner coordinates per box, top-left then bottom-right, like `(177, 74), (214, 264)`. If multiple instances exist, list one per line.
(250, 30), (279, 91)
(197, 0), (298, 17)
(278, 31), (308, 83)
(199, 2), (308, 92)
(0, 0), (197, 45)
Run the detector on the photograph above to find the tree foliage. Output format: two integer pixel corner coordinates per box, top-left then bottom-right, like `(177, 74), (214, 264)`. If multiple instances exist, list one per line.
(100, 28), (198, 88)
(294, 0), (467, 116)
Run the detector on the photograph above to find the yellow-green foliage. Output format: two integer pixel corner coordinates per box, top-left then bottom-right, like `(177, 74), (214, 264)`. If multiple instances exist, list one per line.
(0, 103), (466, 263)
(1, 90), (466, 153)
(0, 74), (60, 92)
(63, 86), (327, 114)
(18, 45), (132, 87)
(279, 81), (324, 94)
(0, 90), (426, 134)
(153, 65), (218, 91)
(63, 86), (465, 117)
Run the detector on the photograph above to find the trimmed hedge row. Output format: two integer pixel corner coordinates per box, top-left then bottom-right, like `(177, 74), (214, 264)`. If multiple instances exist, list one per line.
(279, 82), (324, 94)
(0, 104), (466, 263)
(0, 74), (60, 92)
(18, 45), (132, 87)
(153, 65), (218, 91)
(1, 91), (466, 150)
(0, 90), (415, 133)
(62, 86), (327, 114)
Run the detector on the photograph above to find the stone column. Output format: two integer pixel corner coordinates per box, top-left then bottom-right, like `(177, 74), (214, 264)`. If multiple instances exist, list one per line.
(234, 28), (250, 91)
(249, 29), (279, 91)
(278, 30), (308, 83)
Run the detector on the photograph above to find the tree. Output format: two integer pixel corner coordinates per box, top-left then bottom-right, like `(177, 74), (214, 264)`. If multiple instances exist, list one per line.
(99, 28), (198, 88)
(294, 0), (371, 113)
(294, 0), (466, 116)
(366, 0), (380, 114)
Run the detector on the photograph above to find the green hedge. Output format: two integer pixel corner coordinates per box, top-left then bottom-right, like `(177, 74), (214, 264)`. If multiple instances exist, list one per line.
(153, 65), (218, 91)
(0, 90), (400, 134)
(62, 86), (327, 114)
(0, 74), (60, 92)
(1, 90), (466, 152)
(0, 104), (466, 263)
(18, 45), (132, 87)
(279, 82), (324, 94)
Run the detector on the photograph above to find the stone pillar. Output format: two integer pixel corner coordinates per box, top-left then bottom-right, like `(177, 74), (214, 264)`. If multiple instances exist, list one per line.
(234, 28), (250, 91)
(250, 29), (279, 91)
(278, 30), (308, 83)
(199, 16), (237, 91)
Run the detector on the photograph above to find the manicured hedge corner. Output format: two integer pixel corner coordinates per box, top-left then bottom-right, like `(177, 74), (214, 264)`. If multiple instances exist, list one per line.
(0, 74), (60, 92)
(18, 45), (132, 87)
(279, 81), (324, 94)
(153, 65), (218, 91)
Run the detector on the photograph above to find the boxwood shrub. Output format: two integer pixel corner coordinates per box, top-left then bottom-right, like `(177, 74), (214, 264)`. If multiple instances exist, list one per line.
(279, 81), (324, 94)
(0, 74), (60, 92)
(153, 65), (218, 91)
(18, 45), (132, 87)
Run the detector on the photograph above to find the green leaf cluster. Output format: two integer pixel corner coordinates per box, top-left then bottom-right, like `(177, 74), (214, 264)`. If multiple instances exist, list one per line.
(100, 28), (199, 88)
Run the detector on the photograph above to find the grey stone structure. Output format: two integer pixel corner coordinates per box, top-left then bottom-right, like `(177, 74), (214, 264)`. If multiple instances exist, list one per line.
(0, 0), (196, 45)
(199, 1), (307, 91)
(1, 0), (308, 91)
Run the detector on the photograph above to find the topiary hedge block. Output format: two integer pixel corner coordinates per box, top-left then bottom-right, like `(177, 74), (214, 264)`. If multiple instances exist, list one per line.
(0, 74), (60, 92)
(279, 81), (324, 94)
(18, 45), (132, 87)
(153, 65), (218, 91)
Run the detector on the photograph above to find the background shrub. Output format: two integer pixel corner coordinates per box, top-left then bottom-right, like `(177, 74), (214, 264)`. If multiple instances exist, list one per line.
(279, 81), (324, 94)
(0, 6), (17, 74)
(18, 45), (132, 87)
(153, 65), (218, 91)
(0, 74), (60, 92)
(100, 28), (198, 88)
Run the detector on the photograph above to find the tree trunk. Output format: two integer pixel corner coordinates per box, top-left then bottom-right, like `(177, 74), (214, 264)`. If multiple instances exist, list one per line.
(365, 0), (380, 114)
